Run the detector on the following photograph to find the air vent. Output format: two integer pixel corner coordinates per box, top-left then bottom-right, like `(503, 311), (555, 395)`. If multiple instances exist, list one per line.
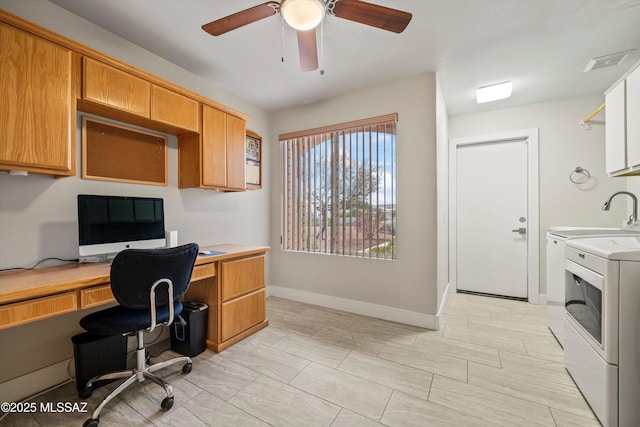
(584, 49), (636, 72)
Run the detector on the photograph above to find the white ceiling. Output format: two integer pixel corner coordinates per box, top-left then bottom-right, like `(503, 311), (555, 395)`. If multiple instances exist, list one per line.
(47, 0), (640, 115)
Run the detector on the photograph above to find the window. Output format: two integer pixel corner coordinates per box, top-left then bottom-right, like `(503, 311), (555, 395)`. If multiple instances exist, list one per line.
(280, 114), (397, 259)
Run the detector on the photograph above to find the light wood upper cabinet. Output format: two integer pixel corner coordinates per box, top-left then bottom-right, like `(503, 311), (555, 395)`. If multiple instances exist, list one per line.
(202, 105), (228, 187)
(82, 57), (151, 117)
(151, 85), (199, 132)
(82, 58), (200, 133)
(0, 22), (75, 176)
(226, 113), (247, 190)
(0, 11), (249, 182)
(179, 104), (246, 191)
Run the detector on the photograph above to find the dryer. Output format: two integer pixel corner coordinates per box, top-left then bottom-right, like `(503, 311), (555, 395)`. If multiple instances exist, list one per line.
(546, 227), (636, 346)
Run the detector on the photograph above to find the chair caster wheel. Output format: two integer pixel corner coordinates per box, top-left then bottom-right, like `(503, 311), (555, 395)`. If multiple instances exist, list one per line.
(83, 416), (99, 427)
(182, 362), (192, 374)
(79, 386), (93, 399)
(161, 396), (174, 410)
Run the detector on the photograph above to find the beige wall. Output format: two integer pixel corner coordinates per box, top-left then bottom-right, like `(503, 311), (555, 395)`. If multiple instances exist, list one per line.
(449, 94), (628, 297)
(269, 74), (439, 322)
(0, 0), (271, 400)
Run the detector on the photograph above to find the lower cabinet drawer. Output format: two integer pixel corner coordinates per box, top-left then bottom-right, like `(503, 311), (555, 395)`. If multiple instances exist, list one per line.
(220, 288), (265, 341)
(80, 284), (115, 309)
(0, 292), (77, 329)
(221, 255), (264, 301)
(192, 262), (216, 281)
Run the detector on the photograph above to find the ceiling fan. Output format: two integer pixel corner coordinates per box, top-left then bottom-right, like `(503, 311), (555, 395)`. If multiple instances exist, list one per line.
(202, 0), (412, 72)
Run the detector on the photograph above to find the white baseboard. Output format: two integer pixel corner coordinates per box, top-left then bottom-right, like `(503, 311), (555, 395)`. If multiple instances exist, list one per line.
(267, 286), (437, 329)
(538, 293), (547, 305)
(434, 282), (451, 331)
(0, 359), (72, 403)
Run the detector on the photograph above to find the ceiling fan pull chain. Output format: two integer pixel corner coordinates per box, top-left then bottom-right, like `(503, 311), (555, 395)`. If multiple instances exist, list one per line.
(281, 15), (285, 63)
(320, 19), (325, 75)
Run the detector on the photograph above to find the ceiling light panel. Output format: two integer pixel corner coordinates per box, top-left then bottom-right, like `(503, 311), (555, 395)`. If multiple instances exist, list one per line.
(476, 81), (513, 103)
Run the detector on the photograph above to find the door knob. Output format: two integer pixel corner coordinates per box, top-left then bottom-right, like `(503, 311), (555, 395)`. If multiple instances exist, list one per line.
(512, 227), (527, 235)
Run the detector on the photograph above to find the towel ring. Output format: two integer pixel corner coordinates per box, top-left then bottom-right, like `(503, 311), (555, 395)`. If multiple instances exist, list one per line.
(570, 167), (590, 184)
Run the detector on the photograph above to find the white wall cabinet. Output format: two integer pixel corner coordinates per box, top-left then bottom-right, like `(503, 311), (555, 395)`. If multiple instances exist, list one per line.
(627, 64), (640, 167)
(605, 80), (626, 174)
(606, 61), (640, 176)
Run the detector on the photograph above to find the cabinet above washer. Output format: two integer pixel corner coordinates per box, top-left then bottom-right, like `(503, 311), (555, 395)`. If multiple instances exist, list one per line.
(605, 60), (640, 176)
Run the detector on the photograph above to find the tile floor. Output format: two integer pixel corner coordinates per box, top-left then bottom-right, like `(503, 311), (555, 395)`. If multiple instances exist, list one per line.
(1, 293), (601, 426)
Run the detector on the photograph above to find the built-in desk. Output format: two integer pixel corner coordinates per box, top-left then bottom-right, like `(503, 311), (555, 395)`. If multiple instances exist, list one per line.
(0, 244), (269, 352)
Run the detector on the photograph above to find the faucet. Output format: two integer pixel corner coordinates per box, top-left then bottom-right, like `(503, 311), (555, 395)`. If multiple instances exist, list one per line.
(602, 191), (638, 225)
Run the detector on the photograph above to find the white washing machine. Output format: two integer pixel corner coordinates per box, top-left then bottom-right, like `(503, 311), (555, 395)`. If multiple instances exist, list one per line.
(564, 235), (640, 426)
(546, 227), (636, 346)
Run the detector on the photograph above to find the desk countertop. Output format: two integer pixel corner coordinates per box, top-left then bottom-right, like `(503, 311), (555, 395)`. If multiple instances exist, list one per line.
(0, 243), (269, 305)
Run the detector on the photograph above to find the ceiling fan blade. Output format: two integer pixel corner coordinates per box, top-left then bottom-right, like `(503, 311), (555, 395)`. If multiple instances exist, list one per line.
(332, 0), (412, 33)
(202, 2), (279, 36)
(297, 29), (319, 72)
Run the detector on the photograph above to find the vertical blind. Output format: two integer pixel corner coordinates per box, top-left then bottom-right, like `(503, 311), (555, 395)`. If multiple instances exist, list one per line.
(280, 114), (397, 260)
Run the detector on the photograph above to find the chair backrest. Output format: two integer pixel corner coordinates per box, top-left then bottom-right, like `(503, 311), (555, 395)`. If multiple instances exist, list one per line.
(110, 243), (199, 310)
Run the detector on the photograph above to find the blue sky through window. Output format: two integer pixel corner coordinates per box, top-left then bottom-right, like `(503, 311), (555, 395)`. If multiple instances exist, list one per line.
(305, 130), (396, 207)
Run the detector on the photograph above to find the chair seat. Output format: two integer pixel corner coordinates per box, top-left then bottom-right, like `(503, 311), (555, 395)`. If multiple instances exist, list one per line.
(80, 300), (183, 335)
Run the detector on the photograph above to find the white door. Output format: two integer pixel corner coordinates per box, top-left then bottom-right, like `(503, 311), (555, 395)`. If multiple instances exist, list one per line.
(455, 138), (528, 298)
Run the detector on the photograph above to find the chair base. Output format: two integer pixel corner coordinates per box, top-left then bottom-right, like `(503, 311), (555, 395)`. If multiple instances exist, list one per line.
(81, 331), (192, 427)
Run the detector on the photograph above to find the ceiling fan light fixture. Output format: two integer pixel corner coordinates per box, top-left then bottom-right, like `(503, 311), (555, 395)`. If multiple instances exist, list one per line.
(281, 0), (326, 31)
(476, 81), (512, 103)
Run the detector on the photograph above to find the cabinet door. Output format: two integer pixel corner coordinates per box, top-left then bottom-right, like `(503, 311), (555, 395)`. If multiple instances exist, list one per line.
(545, 236), (565, 304)
(221, 255), (265, 301)
(0, 23), (74, 174)
(83, 57), (151, 117)
(605, 81), (626, 174)
(220, 289), (266, 341)
(201, 105), (227, 187)
(226, 114), (247, 190)
(151, 85), (199, 132)
(627, 67), (640, 167)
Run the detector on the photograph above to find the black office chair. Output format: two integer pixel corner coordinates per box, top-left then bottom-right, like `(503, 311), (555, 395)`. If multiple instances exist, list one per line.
(78, 243), (199, 427)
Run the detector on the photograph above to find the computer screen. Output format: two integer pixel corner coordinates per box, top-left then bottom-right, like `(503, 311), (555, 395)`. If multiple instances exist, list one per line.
(78, 194), (166, 260)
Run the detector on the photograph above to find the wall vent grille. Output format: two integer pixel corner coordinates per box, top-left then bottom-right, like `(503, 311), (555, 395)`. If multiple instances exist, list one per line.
(584, 50), (635, 72)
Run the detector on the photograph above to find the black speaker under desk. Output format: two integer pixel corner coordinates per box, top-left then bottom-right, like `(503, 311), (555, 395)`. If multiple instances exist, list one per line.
(72, 332), (127, 393)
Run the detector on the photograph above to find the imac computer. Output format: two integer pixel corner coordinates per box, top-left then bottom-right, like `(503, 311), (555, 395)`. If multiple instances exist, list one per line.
(78, 194), (166, 262)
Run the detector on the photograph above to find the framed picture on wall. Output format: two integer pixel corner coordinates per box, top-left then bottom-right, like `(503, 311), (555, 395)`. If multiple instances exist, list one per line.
(246, 130), (262, 189)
